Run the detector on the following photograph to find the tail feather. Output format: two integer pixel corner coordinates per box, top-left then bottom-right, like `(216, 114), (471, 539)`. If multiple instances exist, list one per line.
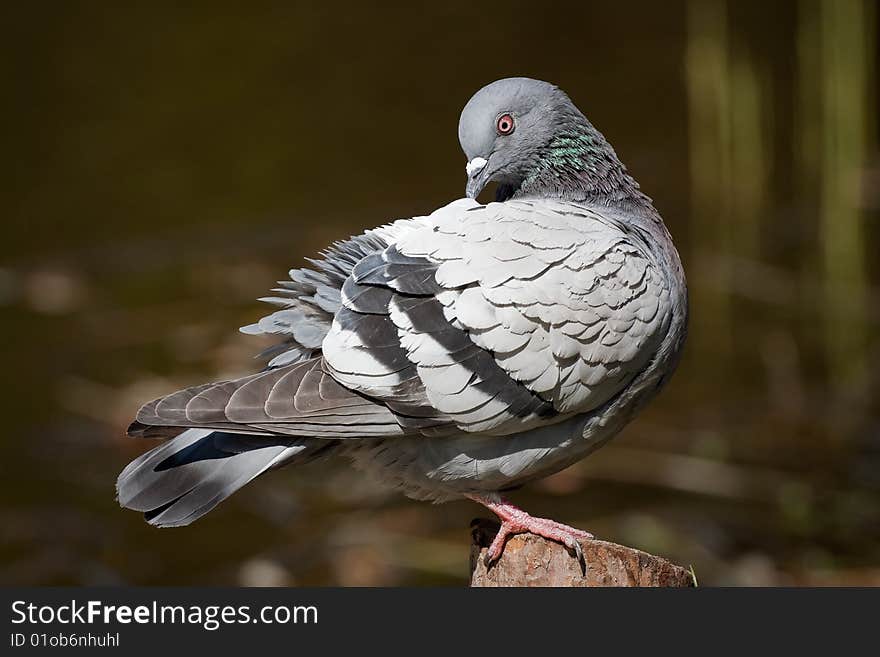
(116, 429), (331, 527)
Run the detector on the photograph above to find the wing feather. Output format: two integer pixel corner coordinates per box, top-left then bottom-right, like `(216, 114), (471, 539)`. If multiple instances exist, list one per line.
(133, 197), (673, 445)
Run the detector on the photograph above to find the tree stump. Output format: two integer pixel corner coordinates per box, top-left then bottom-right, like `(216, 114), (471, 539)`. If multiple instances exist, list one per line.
(469, 519), (695, 587)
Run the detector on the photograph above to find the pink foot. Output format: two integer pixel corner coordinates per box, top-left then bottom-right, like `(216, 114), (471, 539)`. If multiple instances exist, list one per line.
(467, 494), (593, 573)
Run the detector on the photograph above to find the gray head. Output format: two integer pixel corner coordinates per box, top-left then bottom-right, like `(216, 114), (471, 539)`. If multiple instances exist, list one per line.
(458, 77), (646, 206)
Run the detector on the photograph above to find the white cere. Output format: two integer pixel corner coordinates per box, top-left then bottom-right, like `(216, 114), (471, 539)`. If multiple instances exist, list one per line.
(466, 157), (488, 177)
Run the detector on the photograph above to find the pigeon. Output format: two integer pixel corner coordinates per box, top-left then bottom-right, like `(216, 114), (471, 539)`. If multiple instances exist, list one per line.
(117, 77), (688, 568)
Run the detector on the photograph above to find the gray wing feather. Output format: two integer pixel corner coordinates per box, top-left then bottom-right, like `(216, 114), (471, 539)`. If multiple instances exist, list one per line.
(240, 231), (390, 367)
(322, 213), (558, 436)
(395, 199), (673, 416)
(133, 358), (411, 438)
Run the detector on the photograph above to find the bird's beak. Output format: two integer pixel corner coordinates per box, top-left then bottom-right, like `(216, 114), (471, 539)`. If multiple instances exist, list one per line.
(465, 157), (490, 199)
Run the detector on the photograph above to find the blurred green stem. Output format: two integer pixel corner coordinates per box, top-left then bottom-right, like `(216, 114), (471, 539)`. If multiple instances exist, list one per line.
(818, 0), (872, 400)
(686, 0), (771, 366)
(686, 0), (733, 358)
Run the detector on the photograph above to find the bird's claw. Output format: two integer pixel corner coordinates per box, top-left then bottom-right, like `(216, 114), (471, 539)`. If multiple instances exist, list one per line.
(480, 521), (589, 574)
(483, 523), (518, 568)
(468, 494), (593, 574)
(565, 536), (587, 575)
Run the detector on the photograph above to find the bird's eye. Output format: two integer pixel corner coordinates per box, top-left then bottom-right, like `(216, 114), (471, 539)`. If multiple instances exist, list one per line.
(496, 113), (515, 136)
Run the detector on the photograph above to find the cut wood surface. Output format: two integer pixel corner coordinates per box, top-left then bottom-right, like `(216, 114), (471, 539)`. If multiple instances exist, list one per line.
(469, 519), (695, 587)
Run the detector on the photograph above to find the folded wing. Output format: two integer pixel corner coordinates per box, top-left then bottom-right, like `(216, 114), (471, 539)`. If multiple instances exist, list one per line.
(133, 198), (671, 441)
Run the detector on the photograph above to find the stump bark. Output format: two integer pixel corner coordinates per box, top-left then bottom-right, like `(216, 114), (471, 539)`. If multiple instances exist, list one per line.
(469, 519), (694, 587)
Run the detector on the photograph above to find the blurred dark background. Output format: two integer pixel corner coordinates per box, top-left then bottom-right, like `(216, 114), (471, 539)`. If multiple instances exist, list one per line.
(2, 1), (879, 586)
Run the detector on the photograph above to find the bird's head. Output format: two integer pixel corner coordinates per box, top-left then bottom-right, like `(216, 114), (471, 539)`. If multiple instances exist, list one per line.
(458, 77), (642, 205)
(458, 78), (583, 200)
